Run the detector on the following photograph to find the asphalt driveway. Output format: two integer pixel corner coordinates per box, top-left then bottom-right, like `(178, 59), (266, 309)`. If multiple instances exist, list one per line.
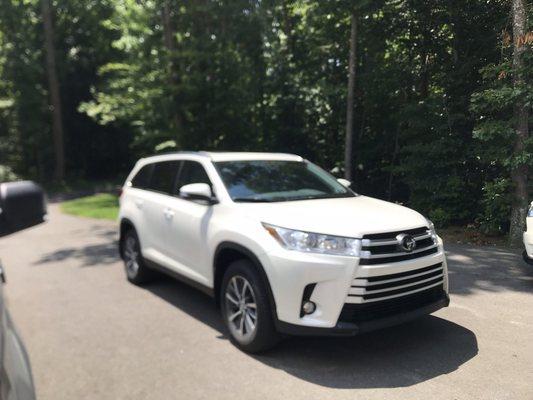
(1, 204), (532, 399)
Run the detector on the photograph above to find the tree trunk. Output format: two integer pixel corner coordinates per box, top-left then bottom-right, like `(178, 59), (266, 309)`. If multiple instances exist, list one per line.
(387, 127), (400, 201)
(509, 0), (529, 246)
(162, 0), (183, 134)
(344, 11), (357, 181)
(42, 0), (65, 181)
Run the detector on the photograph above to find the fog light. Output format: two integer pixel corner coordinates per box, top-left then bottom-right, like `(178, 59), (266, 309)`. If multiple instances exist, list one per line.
(302, 301), (316, 315)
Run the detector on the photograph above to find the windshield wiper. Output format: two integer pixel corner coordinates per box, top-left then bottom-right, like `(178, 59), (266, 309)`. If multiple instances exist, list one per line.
(232, 197), (273, 203)
(283, 193), (355, 202)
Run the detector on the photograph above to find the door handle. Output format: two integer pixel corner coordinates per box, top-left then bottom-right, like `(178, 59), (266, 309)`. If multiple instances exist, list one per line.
(163, 209), (175, 220)
(135, 199), (144, 209)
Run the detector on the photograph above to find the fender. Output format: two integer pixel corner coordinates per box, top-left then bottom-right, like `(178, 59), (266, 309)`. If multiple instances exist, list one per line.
(118, 217), (135, 258)
(213, 241), (278, 320)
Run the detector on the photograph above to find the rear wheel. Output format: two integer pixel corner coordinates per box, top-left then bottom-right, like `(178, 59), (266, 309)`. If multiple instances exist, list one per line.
(122, 229), (154, 284)
(220, 260), (280, 353)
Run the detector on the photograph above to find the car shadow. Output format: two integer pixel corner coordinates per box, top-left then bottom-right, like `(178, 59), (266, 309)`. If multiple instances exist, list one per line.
(445, 244), (533, 296)
(33, 241), (119, 267)
(145, 275), (478, 389)
(33, 226), (118, 268)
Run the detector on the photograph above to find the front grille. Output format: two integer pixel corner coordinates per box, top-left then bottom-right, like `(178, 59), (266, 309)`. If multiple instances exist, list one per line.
(348, 262), (444, 302)
(338, 285), (445, 323)
(359, 226), (438, 265)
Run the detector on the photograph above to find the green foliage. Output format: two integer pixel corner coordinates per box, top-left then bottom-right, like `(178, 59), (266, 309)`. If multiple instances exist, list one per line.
(0, 165), (19, 182)
(428, 208), (452, 229)
(477, 178), (512, 235)
(471, 61), (533, 170)
(61, 193), (119, 220)
(0, 0), (528, 234)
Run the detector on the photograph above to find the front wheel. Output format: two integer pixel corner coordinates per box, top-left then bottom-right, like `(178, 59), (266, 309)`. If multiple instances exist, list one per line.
(523, 250), (533, 266)
(220, 260), (280, 353)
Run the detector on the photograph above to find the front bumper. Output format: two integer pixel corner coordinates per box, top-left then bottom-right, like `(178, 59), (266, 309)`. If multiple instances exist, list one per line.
(275, 288), (449, 336)
(258, 238), (449, 332)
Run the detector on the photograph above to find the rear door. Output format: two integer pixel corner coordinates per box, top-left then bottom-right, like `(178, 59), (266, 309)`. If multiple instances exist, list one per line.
(140, 160), (181, 263)
(125, 163), (154, 252)
(161, 160), (214, 286)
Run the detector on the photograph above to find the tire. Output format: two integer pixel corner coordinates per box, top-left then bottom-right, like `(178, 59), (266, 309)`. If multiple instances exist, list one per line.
(523, 250), (533, 266)
(220, 259), (281, 353)
(122, 229), (154, 285)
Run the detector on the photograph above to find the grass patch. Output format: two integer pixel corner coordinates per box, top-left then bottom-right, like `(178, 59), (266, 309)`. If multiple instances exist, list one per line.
(61, 193), (119, 221)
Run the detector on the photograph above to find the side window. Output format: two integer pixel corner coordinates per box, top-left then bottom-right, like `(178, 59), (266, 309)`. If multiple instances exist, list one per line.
(130, 164), (153, 189)
(148, 161), (181, 194)
(176, 161), (212, 194)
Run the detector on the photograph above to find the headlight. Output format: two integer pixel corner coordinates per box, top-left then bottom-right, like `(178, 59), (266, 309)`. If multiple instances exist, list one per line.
(426, 219), (438, 241)
(262, 223), (364, 257)
(528, 203), (533, 217)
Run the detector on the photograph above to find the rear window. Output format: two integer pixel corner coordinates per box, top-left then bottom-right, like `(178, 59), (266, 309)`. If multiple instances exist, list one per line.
(147, 161), (181, 194)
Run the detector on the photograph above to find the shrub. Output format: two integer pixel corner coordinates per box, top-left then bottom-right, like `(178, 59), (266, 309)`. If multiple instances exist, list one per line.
(477, 178), (511, 235)
(0, 165), (19, 182)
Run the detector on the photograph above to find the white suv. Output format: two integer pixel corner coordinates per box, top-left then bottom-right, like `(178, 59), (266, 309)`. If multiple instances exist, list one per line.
(118, 152), (450, 352)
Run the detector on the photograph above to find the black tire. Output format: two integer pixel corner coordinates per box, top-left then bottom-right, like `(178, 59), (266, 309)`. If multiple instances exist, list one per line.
(122, 229), (155, 285)
(220, 259), (281, 353)
(523, 250), (533, 266)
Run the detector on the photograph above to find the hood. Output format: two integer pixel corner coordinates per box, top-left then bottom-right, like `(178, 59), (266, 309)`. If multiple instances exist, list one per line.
(237, 195), (428, 238)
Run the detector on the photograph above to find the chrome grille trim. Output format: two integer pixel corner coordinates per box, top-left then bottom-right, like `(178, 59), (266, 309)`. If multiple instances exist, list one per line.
(361, 231), (431, 247)
(352, 263), (443, 287)
(349, 273), (444, 295)
(365, 243), (438, 259)
(359, 226), (438, 265)
(346, 280), (444, 303)
(347, 262), (444, 303)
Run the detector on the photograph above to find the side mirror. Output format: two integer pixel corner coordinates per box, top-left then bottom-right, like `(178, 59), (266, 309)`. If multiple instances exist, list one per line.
(337, 178), (352, 188)
(0, 181), (47, 237)
(179, 183), (216, 203)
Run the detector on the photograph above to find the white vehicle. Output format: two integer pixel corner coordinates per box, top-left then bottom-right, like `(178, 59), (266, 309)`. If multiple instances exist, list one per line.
(118, 152), (450, 352)
(523, 202), (533, 265)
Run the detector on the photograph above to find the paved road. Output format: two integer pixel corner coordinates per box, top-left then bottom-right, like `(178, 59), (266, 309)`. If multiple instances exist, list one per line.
(1, 204), (532, 400)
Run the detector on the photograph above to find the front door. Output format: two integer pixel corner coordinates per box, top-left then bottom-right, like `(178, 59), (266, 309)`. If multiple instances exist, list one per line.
(162, 160), (215, 286)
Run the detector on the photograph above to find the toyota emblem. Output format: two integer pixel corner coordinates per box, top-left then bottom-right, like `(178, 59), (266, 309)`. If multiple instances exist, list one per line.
(396, 233), (416, 252)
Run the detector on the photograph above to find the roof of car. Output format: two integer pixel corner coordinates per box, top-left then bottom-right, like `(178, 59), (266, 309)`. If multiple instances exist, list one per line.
(140, 151), (303, 163)
(202, 152), (302, 162)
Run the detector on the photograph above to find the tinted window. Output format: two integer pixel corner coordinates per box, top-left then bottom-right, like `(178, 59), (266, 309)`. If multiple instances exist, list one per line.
(214, 160), (353, 202)
(148, 161), (180, 194)
(130, 164), (153, 189)
(177, 161), (212, 193)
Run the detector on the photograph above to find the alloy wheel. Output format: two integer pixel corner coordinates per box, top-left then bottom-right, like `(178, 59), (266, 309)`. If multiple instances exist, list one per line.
(224, 275), (258, 341)
(124, 235), (140, 278)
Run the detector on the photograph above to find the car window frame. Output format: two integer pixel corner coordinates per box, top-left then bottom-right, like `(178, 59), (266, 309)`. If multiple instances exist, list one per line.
(128, 158), (219, 205)
(129, 163), (155, 190)
(212, 159), (355, 202)
(173, 160), (217, 204)
(134, 160), (181, 196)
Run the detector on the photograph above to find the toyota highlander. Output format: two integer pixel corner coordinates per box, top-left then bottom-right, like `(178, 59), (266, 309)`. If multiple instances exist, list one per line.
(118, 152), (450, 352)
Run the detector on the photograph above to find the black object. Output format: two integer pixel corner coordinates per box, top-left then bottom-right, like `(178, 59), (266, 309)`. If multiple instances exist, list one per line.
(0, 181), (47, 237)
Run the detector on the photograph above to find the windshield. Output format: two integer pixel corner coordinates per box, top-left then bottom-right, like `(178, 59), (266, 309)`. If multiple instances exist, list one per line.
(214, 160), (354, 202)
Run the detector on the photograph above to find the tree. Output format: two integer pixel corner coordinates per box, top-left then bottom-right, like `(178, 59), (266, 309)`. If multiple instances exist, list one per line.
(1, 0), (528, 238)
(344, 9), (357, 181)
(470, 0), (531, 237)
(162, 0), (183, 136)
(42, 0), (65, 181)
(509, 0), (530, 245)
